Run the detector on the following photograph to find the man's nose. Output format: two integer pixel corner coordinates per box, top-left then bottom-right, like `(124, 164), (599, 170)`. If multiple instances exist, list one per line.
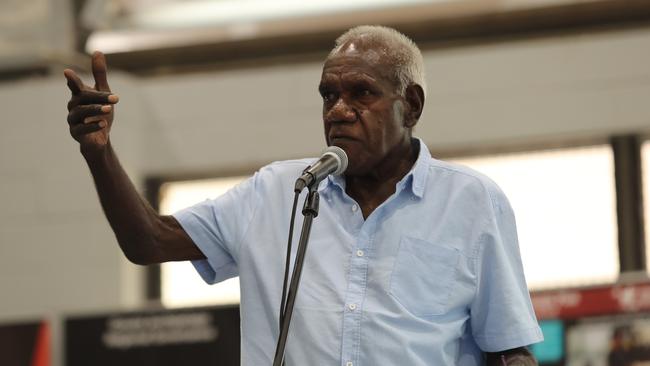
(326, 98), (357, 123)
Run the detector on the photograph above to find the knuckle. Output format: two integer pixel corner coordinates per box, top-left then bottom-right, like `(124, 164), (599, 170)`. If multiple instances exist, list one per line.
(67, 100), (76, 111)
(69, 125), (79, 138)
(79, 90), (93, 101)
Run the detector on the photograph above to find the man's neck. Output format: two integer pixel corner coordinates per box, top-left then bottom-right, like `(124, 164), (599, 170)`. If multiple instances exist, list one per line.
(345, 138), (419, 219)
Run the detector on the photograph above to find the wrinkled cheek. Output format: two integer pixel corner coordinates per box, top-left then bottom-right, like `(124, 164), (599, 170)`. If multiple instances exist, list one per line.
(322, 121), (331, 145)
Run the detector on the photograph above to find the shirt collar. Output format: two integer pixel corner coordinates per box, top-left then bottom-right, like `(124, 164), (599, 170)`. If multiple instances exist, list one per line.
(319, 138), (431, 199)
(399, 138), (431, 199)
(318, 170), (345, 193)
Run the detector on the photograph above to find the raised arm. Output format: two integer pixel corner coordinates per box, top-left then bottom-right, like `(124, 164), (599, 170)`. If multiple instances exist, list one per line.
(64, 51), (204, 265)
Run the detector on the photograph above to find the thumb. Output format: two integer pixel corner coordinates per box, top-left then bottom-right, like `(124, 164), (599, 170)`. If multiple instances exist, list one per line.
(92, 51), (111, 92)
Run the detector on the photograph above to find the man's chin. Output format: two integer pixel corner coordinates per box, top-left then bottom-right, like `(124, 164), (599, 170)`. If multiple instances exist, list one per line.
(328, 138), (358, 155)
(340, 159), (374, 177)
(325, 139), (369, 175)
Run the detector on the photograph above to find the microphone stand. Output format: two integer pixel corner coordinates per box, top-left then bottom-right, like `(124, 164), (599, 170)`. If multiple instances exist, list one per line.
(272, 188), (320, 366)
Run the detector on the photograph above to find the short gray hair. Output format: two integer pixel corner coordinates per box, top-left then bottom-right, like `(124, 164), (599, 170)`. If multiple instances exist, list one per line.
(329, 25), (427, 97)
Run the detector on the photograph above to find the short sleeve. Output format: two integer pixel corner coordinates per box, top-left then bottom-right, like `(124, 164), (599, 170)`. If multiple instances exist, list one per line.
(470, 186), (544, 352)
(173, 172), (260, 284)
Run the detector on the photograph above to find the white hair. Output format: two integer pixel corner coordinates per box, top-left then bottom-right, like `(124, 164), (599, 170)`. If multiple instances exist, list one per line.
(329, 25), (427, 97)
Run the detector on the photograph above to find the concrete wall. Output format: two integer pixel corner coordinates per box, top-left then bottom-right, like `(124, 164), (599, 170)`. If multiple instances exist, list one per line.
(1, 26), (650, 325)
(0, 73), (149, 321)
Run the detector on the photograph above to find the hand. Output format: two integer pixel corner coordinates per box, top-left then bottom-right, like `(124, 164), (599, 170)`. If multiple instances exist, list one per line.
(64, 51), (119, 158)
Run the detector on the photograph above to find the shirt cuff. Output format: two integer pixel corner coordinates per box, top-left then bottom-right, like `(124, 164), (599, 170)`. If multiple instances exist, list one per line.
(173, 209), (238, 285)
(474, 325), (544, 352)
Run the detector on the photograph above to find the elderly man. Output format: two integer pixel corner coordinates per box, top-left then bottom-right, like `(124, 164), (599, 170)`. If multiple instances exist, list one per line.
(65, 25), (542, 365)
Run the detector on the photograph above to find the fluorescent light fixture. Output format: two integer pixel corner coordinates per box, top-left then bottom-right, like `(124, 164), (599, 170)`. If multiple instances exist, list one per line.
(85, 0), (452, 53)
(85, 0), (599, 54)
(127, 0), (435, 29)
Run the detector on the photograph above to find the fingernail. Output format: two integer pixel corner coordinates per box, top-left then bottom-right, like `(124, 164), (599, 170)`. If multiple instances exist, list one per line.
(99, 120), (107, 128)
(108, 94), (119, 103)
(101, 105), (112, 113)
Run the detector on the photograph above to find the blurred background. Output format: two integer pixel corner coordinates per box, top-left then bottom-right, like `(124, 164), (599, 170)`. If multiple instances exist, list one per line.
(2, 0), (650, 365)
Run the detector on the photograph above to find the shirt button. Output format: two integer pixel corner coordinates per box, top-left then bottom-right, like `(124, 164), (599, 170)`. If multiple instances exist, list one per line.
(356, 250), (364, 257)
(346, 362), (353, 366)
(348, 303), (357, 311)
(351, 204), (358, 212)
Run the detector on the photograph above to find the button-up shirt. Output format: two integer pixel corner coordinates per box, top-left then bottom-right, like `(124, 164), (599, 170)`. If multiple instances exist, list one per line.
(174, 139), (543, 365)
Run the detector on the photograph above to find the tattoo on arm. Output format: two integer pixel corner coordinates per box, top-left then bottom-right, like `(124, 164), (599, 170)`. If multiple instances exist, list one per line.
(485, 347), (538, 366)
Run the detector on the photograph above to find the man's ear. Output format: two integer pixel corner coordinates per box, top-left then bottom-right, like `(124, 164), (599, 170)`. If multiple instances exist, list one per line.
(404, 84), (425, 128)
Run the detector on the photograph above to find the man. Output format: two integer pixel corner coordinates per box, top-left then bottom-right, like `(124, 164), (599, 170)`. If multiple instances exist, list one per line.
(64, 25), (542, 365)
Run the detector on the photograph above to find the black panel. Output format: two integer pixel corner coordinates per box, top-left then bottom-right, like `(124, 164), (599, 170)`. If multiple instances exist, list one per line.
(65, 306), (240, 366)
(0, 321), (41, 366)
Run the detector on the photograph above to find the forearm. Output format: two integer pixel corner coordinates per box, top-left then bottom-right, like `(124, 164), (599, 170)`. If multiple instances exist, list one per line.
(83, 141), (203, 264)
(485, 347), (537, 366)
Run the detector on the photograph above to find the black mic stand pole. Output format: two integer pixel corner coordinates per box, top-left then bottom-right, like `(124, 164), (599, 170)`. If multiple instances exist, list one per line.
(272, 188), (320, 366)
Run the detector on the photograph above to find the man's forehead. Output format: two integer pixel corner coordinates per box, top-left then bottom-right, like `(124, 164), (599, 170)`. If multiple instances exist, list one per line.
(322, 44), (396, 83)
(331, 39), (388, 65)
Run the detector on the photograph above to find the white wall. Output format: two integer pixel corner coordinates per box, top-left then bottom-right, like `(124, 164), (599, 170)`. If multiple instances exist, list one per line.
(139, 27), (650, 176)
(0, 73), (150, 322)
(1, 26), (649, 326)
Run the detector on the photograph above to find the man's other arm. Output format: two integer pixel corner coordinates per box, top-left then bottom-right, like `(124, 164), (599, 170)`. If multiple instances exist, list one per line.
(486, 347), (538, 366)
(64, 52), (204, 265)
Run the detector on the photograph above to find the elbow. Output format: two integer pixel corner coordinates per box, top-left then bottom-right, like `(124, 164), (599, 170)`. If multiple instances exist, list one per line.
(118, 238), (162, 265)
(117, 215), (197, 265)
(115, 218), (171, 265)
(124, 250), (155, 265)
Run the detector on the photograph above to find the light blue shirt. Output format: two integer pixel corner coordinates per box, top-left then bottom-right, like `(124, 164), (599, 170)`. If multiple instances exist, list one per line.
(174, 139), (543, 366)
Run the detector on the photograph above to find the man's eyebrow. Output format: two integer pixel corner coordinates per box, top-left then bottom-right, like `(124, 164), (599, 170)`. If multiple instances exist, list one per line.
(348, 78), (373, 86)
(342, 72), (380, 84)
(318, 81), (334, 91)
(342, 75), (380, 90)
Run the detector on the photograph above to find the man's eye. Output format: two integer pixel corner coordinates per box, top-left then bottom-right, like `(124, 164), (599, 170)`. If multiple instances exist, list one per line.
(322, 91), (337, 102)
(355, 88), (373, 98)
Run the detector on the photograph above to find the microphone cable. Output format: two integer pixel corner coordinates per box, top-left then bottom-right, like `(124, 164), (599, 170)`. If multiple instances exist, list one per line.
(279, 191), (300, 332)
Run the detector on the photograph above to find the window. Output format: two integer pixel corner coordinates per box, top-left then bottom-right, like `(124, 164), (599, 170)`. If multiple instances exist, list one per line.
(159, 176), (247, 308)
(157, 145), (619, 306)
(451, 145), (618, 290)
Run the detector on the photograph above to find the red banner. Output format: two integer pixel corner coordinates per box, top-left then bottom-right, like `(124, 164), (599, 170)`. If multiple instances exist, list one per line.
(532, 281), (650, 319)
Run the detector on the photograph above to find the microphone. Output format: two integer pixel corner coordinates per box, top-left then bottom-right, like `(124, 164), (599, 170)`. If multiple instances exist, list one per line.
(294, 146), (348, 192)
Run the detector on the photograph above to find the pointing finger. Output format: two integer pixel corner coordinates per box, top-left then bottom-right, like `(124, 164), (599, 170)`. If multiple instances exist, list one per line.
(92, 51), (111, 92)
(64, 69), (84, 95)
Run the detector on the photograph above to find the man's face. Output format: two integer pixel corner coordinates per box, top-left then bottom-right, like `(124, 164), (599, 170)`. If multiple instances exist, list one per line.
(319, 47), (412, 176)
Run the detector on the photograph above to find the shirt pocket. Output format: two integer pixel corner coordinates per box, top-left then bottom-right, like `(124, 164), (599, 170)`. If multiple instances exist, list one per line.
(389, 236), (461, 317)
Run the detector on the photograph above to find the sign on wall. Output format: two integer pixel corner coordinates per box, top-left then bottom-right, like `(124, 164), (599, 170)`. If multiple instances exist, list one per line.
(65, 306), (239, 366)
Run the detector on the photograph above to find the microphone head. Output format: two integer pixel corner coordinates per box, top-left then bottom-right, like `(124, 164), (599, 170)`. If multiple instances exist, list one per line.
(322, 146), (348, 175)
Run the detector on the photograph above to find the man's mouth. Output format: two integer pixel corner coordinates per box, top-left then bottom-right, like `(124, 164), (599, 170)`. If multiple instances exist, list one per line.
(329, 135), (356, 142)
